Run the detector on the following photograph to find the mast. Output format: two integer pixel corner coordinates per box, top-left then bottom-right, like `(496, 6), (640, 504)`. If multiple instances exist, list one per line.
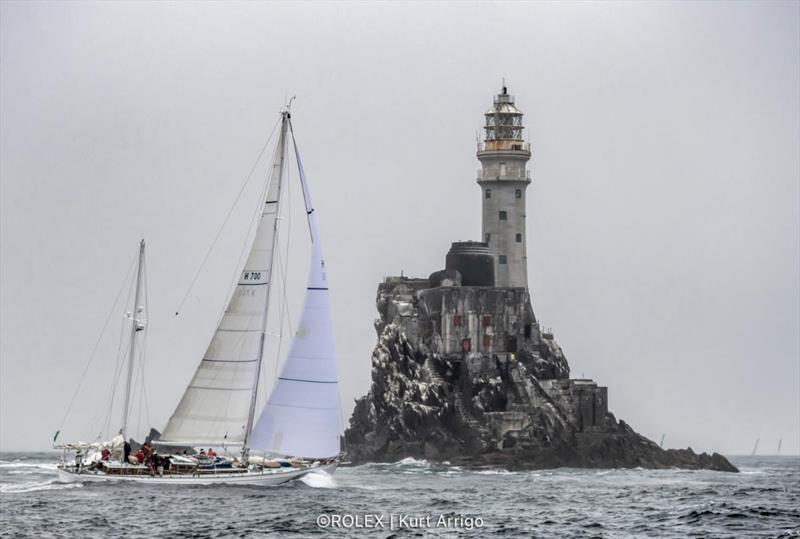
(242, 110), (290, 457)
(248, 114), (341, 460)
(121, 239), (146, 440)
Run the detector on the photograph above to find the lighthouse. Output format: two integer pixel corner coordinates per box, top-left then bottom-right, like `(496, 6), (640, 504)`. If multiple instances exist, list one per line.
(477, 86), (532, 288)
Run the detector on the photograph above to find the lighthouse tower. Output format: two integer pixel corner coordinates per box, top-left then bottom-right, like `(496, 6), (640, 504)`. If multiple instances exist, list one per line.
(477, 86), (532, 288)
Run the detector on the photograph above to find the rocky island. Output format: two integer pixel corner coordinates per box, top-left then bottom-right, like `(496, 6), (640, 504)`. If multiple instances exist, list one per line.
(343, 88), (737, 473)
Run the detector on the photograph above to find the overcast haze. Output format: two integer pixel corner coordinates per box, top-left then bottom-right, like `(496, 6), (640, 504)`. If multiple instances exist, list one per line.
(1, 1), (798, 455)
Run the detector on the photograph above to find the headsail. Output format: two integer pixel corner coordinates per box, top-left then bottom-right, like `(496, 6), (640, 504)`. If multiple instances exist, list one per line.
(249, 119), (340, 459)
(160, 116), (289, 446)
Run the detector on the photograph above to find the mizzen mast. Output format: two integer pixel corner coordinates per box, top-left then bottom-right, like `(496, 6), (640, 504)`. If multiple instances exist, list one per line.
(121, 238), (146, 439)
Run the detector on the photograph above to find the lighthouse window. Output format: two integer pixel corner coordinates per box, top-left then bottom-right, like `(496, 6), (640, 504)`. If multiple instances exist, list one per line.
(499, 211), (507, 221)
(485, 189), (491, 199)
(499, 255), (507, 264)
(516, 233), (522, 243)
(515, 189), (522, 199)
(485, 233), (490, 244)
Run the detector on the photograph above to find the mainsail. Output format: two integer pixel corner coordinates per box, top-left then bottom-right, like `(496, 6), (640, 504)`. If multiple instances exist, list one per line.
(160, 117), (289, 446)
(248, 119), (340, 459)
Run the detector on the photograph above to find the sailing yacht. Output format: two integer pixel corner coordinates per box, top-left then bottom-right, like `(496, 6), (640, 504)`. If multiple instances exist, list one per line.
(55, 108), (341, 485)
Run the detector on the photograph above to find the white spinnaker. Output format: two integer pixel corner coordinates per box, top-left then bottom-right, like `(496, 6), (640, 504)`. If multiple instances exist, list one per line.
(161, 128), (286, 445)
(249, 123), (340, 459)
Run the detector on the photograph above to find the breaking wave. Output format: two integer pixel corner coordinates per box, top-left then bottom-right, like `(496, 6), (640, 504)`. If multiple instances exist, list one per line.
(300, 470), (337, 489)
(394, 457), (430, 467)
(0, 462), (58, 471)
(474, 469), (514, 475)
(0, 479), (82, 494)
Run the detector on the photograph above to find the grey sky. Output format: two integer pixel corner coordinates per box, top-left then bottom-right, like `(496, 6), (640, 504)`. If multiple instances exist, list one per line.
(1, 1), (798, 455)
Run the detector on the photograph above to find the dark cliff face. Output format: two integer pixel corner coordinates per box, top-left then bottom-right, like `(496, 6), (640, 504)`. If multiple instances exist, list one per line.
(344, 278), (737, 473)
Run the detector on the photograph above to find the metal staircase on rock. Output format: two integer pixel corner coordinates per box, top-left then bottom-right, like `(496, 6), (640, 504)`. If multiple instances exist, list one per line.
(424, 356), (444, 385)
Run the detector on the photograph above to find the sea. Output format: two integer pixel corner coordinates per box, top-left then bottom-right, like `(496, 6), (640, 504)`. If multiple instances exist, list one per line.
(0, 453), (797, 538)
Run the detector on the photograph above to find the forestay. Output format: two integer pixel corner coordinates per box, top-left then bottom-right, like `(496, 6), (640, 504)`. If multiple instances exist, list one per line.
(161, 127), (287, 445)
(249, 121), (340, 459)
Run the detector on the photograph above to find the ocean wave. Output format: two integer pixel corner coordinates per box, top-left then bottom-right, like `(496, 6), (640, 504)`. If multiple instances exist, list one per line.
(0, 462), (58, 470)
(300, 470), (337, 489)
(474, 469), (514, 475)
(0, 479), (82, 494)
(0, 461), (57, 474)
(394, 457), (430, 467)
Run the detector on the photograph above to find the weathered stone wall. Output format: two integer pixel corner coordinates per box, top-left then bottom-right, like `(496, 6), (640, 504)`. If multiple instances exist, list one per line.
(344, 277), (738, 472)
(419, 286), (536, 356)
(539, 379), (608, 432)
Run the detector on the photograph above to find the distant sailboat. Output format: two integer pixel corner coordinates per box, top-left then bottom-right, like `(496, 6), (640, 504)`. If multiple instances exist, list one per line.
(777, 439), (782, 455)
(55, 106), (341, 485)
(751, 438), (760, 456)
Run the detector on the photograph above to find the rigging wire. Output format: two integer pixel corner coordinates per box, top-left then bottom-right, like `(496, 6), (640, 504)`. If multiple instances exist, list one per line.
(99, 278), (136, 441)
(99, 311), (133, 440)
(55, 250), (138, 441)
(168, 123), (278, 445)
(101, 343), (129, 439)
(272, 146), (295, 383)
(202, 134), (278, 433)
(96, 296), (133, 441)
(85, 346), (124, 443)
(107, 287), (135, 437)
(174, 115), (282, 317)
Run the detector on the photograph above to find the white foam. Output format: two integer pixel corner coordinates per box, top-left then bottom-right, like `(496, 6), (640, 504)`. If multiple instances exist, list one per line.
(0, 462), (58, 470)
(394, 457), (429, 467)
(346, 483), (385, 491)
(0, 480), (83, 494)
(300, 470), (337, 489)
(474, 469), (514, 475)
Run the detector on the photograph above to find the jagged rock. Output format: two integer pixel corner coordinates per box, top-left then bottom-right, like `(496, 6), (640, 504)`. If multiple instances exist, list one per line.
(344, 278), (737, 473)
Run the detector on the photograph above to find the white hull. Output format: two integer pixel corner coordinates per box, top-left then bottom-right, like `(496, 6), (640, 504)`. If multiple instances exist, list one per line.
(55, 463), (325, 486)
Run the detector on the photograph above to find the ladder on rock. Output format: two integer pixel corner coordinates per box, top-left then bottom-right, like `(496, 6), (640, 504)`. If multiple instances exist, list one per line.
(424, 356), (444, 385)
(525, 374), (571, 429)
(453, 387), (482, 429)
